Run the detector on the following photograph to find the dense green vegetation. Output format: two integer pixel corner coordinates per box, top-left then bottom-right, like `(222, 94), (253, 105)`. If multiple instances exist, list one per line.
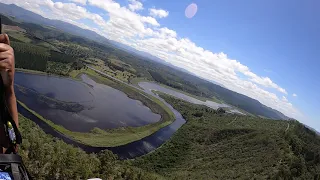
(46, 61), (72, 76)
(82, 58), (136, 82)
(12, 42), (49, 71)
(49, 50), (75, 63)
(19, 114), (163, 180)
(107, 58), (136, 74)
(134, 94), (320, 179)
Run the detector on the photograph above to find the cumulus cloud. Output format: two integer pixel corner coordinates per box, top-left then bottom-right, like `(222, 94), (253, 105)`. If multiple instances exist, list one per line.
(293, 93), (297, 97)
(87, 0), (160, 38)
(133, 36), (301, 119)
(149, 8), (169, 18)
(282, 96), (288, 102)
(68, 0), (87, 5)
(0, 0), (303, 120)
(141, 16), (160, 26)
(159, 27), (177, 38)
(128, 0), (143, 11)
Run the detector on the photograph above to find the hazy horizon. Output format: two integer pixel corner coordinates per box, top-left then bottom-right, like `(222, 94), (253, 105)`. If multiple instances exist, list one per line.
(1, 0), (319, 132)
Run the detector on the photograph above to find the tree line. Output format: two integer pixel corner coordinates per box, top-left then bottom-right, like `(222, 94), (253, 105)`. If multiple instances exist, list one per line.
(19, 114), (161, 180)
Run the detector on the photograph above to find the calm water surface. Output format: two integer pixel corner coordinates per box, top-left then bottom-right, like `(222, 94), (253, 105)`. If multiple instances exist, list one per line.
(138, 82), (234, 110)
(15, 72), (186, 159)
(14, 72), (161, 132)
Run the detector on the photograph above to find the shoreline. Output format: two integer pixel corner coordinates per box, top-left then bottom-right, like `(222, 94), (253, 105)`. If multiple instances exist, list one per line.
(17, 99), (186, 159)
(16, 69), (175, 147)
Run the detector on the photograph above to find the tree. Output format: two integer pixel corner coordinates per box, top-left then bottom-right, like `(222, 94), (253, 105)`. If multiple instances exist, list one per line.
(98, 150), (118, 179)
(217, 108), (226, 114)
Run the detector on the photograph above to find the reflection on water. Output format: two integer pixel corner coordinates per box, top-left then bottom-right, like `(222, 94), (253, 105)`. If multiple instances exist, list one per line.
(15, 71), (243, 159)
(138, 82), (245, 115)
(15, 72), (161, 132)
(15, 72), (187, 159)
(138, 82), (230, 109)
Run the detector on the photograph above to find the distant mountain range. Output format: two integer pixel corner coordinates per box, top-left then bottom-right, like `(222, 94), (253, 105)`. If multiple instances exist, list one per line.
(0, 3), (113, 45)
(0, 3), (209, 79)
(0, 3), (291, 121)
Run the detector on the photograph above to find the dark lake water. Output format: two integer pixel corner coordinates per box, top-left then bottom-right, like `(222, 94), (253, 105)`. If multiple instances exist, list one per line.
(15, 71), (186, 159)
(14, 72), (161, 132)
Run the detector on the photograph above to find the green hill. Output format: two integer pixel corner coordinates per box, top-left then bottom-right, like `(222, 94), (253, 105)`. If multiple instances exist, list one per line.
(133, 94), (320, 179)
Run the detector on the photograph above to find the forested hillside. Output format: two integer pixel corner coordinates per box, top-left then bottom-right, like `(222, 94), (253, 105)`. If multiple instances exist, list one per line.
(134, 94), (320, 179)
(19, 114), (162, 180)
(0, 11), (290, 120)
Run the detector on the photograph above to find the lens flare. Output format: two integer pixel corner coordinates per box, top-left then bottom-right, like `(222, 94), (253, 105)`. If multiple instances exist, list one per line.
(185, 3), (198, 18)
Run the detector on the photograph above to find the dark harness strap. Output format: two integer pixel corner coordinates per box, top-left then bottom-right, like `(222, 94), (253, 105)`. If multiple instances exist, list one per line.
(0, 154), (23, 180)
(0, 74), (22, 147)
(11, 163), (21, 180)
(0, 154), (22, 163)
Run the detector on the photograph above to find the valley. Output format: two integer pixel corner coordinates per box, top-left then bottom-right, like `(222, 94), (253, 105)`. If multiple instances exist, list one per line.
(0, 4), (318, 179)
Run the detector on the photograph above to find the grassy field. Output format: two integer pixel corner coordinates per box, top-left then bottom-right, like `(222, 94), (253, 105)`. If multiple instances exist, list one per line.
(46, 61), (72, 75)
(7, 31), (32, 43)
(83, 58), (136, 82)
(52, 40), (92, 52)
(36, 41), (61, 52)
(18, 68), (175, 147)
(16, 68), (48, 75)
(130, 77), (152, 86)
(134, 94), (320, 179)
(90, 64), (133, 82)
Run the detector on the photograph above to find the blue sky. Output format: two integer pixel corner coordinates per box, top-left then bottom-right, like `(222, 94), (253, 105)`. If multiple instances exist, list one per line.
(144, 0), (320, 130)
(186, 0), (319, 129)
(4, 0), (319, 131)
(167, 0), (319, 126)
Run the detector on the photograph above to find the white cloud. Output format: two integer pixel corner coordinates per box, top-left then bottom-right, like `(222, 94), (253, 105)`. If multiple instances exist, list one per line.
(87, 0), (160, 39)
(132, 36), (302, 119)
(141, 16), (160, 26)
(68, 0), (87, 5)
(282, 96), (288, 102)
(293, 93), (297, 97)
(159, 27), (177, 38)
(128, 0), (143, 11)
(1, 0), (303, 121)
(149, 8), (169, 18)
